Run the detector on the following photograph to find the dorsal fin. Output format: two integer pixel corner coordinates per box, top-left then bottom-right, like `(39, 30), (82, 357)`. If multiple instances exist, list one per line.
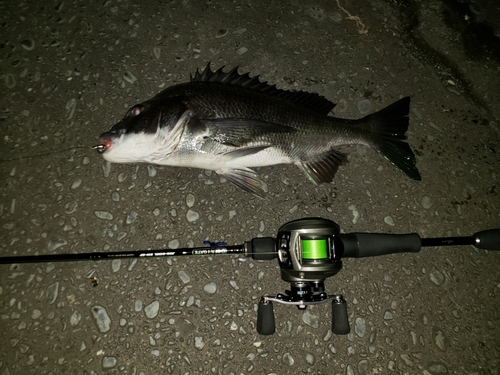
(190, 63), (336, 115)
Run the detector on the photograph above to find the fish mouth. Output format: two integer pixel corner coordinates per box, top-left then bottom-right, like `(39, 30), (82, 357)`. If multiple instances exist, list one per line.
(93, 133), (115, 154)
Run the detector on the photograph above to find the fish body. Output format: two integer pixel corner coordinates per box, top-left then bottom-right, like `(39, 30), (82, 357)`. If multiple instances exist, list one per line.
(96, 64), (420, 196)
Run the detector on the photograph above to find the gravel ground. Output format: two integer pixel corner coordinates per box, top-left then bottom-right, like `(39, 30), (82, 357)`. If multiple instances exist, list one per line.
(1, 0), (499, 374)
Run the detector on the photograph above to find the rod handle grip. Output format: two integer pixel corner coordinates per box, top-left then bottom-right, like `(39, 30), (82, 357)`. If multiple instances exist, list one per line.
(339, 233), (421, 258)
(473, 229), (500, 250)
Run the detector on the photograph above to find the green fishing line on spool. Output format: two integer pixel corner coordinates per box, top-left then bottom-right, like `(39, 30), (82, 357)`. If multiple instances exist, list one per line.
(301, 238), (328, 260)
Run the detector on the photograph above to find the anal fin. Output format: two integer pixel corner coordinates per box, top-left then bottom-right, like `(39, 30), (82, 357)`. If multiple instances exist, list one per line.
(218, 167), (267, 198)
(297, 149), (347, 185)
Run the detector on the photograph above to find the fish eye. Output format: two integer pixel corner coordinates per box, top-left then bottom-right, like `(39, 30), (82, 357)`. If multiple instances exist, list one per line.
(130, 105), (144, 117)
(110, 128), (126, 135)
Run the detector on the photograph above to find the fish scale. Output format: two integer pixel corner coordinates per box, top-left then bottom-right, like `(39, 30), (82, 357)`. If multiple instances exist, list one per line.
(95, 64), (420, 197)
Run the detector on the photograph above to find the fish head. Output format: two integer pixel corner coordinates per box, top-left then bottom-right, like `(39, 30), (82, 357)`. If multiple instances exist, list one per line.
(95, 99), (190, 164)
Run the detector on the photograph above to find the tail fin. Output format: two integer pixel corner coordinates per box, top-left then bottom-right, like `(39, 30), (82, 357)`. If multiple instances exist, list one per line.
(364, 97), (421, 180)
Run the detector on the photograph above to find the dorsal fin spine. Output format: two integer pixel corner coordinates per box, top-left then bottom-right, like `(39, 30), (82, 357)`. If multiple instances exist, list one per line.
(190, 63), (336, 114)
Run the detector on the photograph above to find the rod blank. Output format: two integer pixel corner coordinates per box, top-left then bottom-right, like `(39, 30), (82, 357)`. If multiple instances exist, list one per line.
(0, 246), (246, 264)
(421, 229), (500, 250)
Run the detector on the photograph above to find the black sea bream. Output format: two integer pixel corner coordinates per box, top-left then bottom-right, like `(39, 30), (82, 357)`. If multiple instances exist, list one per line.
(95, 64), (421, 196)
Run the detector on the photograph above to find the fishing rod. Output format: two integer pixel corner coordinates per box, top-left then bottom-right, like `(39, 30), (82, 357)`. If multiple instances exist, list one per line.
(1, 218), (498, 336)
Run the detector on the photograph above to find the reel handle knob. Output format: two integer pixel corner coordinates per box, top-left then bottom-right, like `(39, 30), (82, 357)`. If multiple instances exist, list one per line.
(331, 295), (350, 335)
(257, 299), (275, 335)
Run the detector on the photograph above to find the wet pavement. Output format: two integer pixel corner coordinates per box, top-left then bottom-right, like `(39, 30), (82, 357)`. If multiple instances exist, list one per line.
(1, 0), (499, 374)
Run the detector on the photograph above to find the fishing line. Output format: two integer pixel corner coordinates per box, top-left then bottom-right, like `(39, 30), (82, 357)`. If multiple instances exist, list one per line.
(0, 146), (92, 163)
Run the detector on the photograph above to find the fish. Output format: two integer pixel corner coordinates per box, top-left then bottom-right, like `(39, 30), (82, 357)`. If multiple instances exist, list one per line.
(94, 63), (421, 197)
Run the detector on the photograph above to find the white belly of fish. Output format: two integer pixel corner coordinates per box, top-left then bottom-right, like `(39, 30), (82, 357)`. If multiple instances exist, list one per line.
(160, 146), (292, 172)
(226, 147), (292, 168)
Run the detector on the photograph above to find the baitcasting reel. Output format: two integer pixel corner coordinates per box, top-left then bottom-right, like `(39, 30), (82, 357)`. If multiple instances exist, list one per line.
(1, 218), (499, 336)
(249, 218), (348, 335)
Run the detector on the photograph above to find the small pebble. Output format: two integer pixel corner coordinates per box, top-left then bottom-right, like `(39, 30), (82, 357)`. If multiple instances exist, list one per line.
(48, 239), (67, 252)
(384, 216), (395, 226)
(95, 211), (113, 220)
(186, 193), (195, 208)
(102, 161), (111, 177)
(168, 239), (180, 249)
(355, 317), (366, 337)
(126, 211), (137, 224)
(430, 268), (445, 286)
(123, 71), (137, 84)
(302, 311), (319, 328)
(153, 47), (161, 60)
(427, 362), (448, 374)
(195, 336), (205, 350)
(71, 178), (82, 189)
(70, 311), (81, 326)
(236, 46), (248, 55)
(102, 356), (117, 369)
(348, 204), (360, 224)
(421, 196), (432, 209)
(233, 28), (246, 36)
(145, 301), (160, 319)
(111, 259), (121, 272)
(31, 309), (42, 320)
(203, 281), (217, 294)
(46, 282), (59, 304)
(178, 270), (191, 284)
(186, 210), (199, 222)
(283, 352), (294, 366)
(91, 305), (111, 333)
(147, 165), (157, 177)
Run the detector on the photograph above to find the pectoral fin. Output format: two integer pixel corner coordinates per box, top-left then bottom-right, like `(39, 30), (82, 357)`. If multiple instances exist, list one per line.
(201, 118), (295, 147)
(224, 145), (270, 159)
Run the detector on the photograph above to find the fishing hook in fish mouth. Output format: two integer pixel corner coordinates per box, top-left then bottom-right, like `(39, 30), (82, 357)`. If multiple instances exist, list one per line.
(93, 144), (107, 154)
(93, 138), (113, 154)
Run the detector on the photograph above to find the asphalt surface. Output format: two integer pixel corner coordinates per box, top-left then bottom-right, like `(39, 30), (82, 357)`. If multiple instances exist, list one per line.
(1, 0), (499, 374)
